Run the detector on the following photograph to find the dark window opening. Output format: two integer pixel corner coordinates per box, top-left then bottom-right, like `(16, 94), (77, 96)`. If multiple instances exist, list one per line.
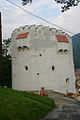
(23, 46), (29, 50)
(52, 66), (55, 71)
(66, 78), (69, 83)
(41, 87), (45, 90)
(18, 46), (22, 51)
(37, 72), (39, 75)
(39, 54), (42, 57)
(23, 46), (27, 48)
(59, 49), (63, 52)
(64, 49), (68, 53)
(25, 66), (28, 70)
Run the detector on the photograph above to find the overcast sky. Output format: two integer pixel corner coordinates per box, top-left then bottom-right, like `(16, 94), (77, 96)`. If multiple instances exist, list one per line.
(0, 0), (80, 39)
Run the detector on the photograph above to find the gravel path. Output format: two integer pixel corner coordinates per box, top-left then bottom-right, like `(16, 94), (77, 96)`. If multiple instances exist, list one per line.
(41, 91), (80, 120)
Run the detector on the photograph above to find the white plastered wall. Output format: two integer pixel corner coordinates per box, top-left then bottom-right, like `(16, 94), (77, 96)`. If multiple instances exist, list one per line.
(10, 25), (76, 94)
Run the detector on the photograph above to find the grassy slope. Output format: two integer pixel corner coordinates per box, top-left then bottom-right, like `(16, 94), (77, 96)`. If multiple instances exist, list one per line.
(0, 87), (55, 120)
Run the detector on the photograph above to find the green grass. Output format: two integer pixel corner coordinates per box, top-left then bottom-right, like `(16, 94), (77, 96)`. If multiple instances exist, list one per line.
(0, 86), (55, 120)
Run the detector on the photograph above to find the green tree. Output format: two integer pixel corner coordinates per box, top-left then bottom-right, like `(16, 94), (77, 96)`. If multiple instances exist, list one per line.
(22, 0), (80, 12)
(2, 38), (12, 88)
(2, 38), (11, 56)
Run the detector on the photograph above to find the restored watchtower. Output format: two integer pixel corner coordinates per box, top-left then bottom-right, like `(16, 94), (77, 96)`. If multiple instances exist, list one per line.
(10, 25), (75, 94)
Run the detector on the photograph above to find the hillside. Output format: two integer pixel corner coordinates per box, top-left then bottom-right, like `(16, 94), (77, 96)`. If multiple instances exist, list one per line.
(0, 86), (55, 120)
(72, 33), (80, 69)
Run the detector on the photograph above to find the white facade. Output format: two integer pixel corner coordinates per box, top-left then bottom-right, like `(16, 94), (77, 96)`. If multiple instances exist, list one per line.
(10, 25), (76, 94)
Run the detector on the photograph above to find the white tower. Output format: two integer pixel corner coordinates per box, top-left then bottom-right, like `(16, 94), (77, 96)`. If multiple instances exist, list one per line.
(10, 25), (75, 94)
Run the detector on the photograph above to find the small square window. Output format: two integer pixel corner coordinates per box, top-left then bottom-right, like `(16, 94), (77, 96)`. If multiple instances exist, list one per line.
(39, 54), (42, 57)
(52, 66), (55, 71)
(37, 73), (39, 75)
(25, 66), (28, 70)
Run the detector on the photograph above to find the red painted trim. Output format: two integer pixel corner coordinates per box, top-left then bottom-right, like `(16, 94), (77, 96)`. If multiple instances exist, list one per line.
(56, 35), (69, 43)
(16, 32), (29, 39)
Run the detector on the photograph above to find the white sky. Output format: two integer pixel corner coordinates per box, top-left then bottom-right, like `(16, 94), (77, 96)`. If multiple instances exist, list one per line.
(0, 0), (80, 39)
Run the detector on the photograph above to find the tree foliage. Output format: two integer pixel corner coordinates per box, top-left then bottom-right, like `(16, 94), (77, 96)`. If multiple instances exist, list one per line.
(22, 0), (32, 6)
(22, 0), (80, 12)
(2, 38), (12, 88)
(56, 0), (80, 12)
(2, 38), (11, 56)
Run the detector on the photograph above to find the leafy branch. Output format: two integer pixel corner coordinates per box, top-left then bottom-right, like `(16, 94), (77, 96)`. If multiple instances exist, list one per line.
(22, 0), (80, 12)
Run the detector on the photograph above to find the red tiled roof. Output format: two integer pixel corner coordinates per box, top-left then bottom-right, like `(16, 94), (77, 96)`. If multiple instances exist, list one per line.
(56, 35), (69, 43)
(16, 32), (29, 39)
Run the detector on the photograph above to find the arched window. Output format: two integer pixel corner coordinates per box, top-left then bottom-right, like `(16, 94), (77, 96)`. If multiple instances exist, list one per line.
(64, 49), (68, 54)
(58, 49), (63, 54)
(23, 46), (29, 50)
(66, 78), (69, 83)
(23, 46), (27, 48)
(18, 46), (22, 52)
